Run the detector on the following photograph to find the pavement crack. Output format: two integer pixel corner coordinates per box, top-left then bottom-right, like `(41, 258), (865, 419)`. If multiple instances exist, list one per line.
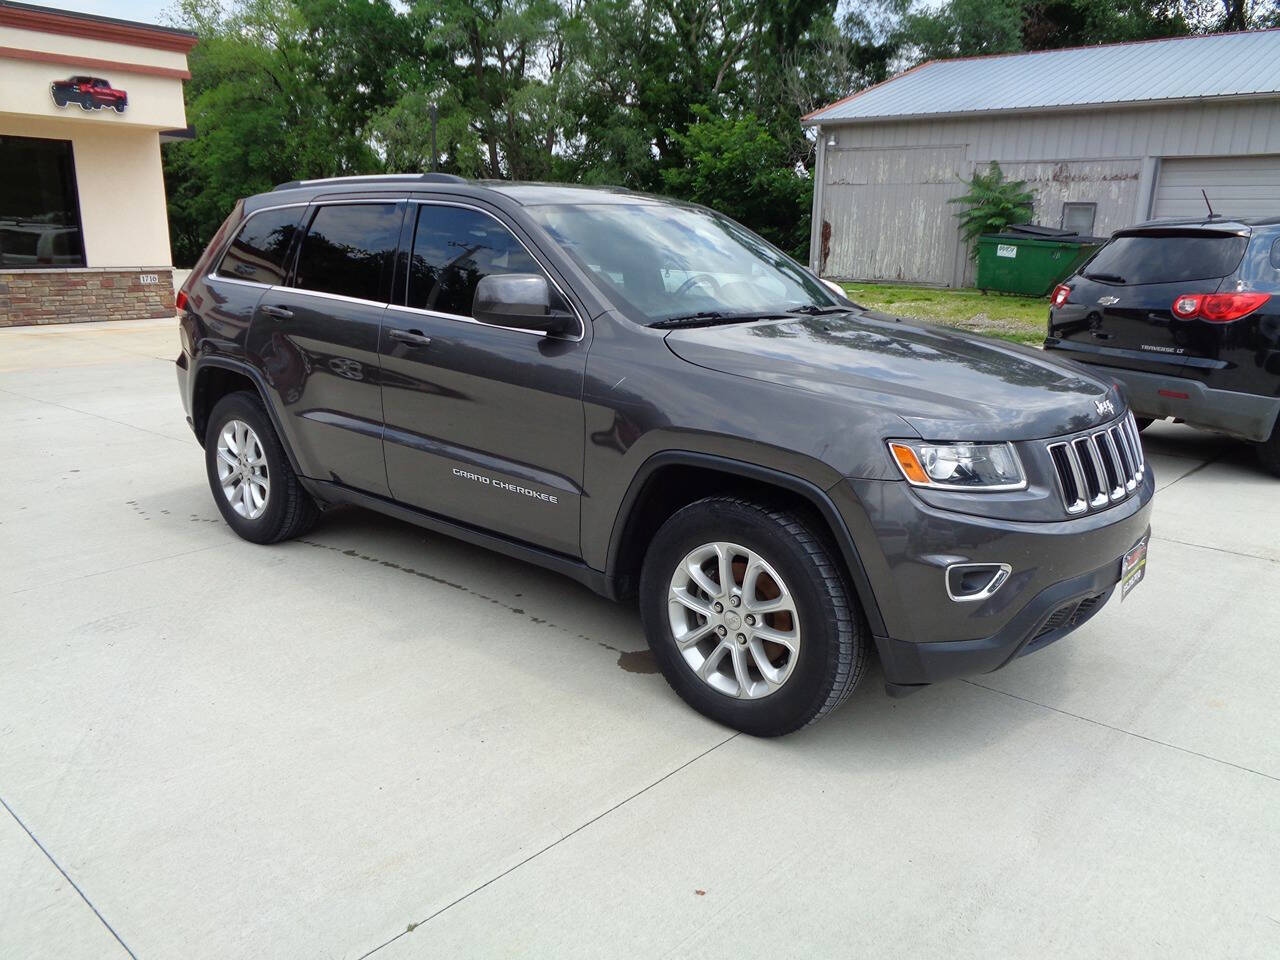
(0, 794), (138, 960)
(352, 732), (740, 960)
(1151, 534), (1279, 566)
(961, 680), (1279, 783)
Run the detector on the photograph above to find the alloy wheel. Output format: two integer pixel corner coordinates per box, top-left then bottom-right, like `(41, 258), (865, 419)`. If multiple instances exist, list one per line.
(215, 419), (270, 520)
(667, 541), (801, 699)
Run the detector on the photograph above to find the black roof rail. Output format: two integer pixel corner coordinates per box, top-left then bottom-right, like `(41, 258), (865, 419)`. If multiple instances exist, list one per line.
(272, 173), (467, 192)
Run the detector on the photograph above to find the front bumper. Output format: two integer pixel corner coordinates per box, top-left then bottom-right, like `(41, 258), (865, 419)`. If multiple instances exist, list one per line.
(1086, 365), (1278, 443)
(833, 467), (1154, 692)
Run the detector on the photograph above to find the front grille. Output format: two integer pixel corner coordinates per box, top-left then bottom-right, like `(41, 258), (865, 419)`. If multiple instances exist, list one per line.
(1046, 411), (1145, 515)
(1031, 591), (1108, 642)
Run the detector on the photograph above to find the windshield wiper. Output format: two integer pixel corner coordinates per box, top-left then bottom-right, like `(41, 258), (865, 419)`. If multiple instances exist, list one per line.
(1084, 271), (1126, 283)
(648, 311), (786, 329)
(785, 304), (852, 316)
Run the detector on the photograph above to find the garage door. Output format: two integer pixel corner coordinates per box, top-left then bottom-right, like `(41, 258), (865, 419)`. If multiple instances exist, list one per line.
(1153, 155), (1280, 219)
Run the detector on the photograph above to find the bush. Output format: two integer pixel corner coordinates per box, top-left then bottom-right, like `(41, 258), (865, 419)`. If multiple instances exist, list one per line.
(949, 161), (1035, 258)
(661, 108), (812, 260)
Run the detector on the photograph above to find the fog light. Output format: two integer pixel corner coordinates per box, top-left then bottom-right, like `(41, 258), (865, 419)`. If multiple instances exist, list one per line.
(946, 563), (1012, 602)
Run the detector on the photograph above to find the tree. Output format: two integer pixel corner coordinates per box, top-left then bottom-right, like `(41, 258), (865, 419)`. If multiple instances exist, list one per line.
(661, 108), (813, 258)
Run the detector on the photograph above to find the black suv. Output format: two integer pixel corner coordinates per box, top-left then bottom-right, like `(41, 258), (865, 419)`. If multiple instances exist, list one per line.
(1045, 217), (1280, 474)
(176, 175), (1154, 736)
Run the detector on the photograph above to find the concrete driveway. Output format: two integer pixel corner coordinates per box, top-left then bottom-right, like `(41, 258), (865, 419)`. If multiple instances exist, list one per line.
(2, 318), (1277, 960)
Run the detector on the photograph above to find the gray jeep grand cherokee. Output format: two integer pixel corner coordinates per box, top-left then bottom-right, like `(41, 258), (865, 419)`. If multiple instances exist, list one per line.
(175, 174), (1154, 736)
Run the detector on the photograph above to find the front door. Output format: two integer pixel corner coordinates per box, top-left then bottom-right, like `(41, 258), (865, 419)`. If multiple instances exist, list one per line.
(379, 201), (587, 557)
(250, 200), (404, 496)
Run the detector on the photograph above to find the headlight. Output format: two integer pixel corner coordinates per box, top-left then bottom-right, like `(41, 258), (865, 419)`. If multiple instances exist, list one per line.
(887, 440), (1026, 491)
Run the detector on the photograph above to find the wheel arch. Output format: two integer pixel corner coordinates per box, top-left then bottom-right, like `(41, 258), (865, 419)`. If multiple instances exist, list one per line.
(605, 452), (887, 637)
(191, 357), (305, 476)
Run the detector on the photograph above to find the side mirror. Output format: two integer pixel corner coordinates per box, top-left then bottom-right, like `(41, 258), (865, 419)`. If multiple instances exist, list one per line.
(821, 277), (848, 299)
(473, 273), (574, 336)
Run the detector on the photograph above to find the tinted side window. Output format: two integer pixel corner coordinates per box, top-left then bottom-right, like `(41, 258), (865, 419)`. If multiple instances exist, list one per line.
(294, 203), (401, 303)
(216, 208), (302, 284)
(407, 205), (547, 316)
(1084, 233), (1248, 285)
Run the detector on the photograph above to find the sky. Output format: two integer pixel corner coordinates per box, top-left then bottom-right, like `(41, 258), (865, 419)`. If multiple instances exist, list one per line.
(40, 0), (178, 28)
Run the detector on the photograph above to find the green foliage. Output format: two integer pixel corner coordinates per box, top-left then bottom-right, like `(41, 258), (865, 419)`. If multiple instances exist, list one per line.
(948, 162), (1036, 258)
(661, 109), (813, 258)
(162, 0), (1266, 266)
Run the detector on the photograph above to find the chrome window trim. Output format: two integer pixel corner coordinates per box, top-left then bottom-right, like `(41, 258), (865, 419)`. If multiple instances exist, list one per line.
(403, 198), (585, 342)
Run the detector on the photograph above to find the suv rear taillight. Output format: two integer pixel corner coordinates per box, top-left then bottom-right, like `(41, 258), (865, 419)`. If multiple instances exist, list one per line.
(1051, 284), (1071, 308)
(1172, 291), (1270, 322)
(176, 289), (189, 313)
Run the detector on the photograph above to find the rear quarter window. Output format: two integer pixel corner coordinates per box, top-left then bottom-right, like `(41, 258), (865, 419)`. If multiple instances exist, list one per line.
(216, 207), (304, 285)
(1084, 232), (1248, 285)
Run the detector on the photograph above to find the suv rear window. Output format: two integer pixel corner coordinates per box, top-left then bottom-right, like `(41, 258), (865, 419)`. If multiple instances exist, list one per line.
(1084, 232), (1248, 285)
(216, 207), (302, 285)
(293, 203), (401, 303)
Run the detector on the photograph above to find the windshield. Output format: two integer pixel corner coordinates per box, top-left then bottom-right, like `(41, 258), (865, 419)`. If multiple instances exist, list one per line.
(524, 201), (841, 324)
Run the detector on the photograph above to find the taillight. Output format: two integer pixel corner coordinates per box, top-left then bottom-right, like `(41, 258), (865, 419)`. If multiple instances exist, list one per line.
(1172, 292), (1270, 322)
(175, 290), (189, 312)
(1051, 284), (1071, 308)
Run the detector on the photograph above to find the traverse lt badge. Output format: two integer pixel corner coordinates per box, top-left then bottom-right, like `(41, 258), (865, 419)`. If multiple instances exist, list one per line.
(1097, 296), (1119, 305)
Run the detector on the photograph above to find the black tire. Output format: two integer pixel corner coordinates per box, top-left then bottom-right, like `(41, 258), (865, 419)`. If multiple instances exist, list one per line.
(1258, 422), (1280, 478)
(113, 103), (126, 114)
(639, 496), (866, 736)
(204, 391), (318, 544)
(1134, 417), (1154, 432)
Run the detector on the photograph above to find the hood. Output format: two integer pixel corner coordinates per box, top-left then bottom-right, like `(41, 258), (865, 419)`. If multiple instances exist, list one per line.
(664, 311), (1124, 441)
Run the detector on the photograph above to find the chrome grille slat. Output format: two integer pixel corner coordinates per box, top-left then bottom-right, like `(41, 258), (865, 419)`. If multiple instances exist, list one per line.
(1046, 412), (1145, 515)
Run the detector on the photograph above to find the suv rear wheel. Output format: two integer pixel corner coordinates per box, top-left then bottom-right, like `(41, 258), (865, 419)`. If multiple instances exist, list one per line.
(639, 496), (866, 736)
(205, 391), (317, 543)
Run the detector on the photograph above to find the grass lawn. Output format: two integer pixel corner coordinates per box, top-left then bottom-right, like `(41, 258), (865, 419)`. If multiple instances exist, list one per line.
(841, 282), (1050, 347)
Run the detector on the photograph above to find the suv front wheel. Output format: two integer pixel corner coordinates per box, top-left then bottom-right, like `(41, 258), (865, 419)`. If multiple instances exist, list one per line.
(639, 496), (866, 736)
(205, 391), (317, 543)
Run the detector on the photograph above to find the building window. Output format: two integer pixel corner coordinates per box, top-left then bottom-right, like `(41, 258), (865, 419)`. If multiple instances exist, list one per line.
(0, 135), (85, 268)
(1061, 202), (1097, 236)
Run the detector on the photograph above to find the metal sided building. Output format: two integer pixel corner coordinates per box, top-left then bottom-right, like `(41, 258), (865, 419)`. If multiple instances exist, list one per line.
(803, 30), (1280, 288)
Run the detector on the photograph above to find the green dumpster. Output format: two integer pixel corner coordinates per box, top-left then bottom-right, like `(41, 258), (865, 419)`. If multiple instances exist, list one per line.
(976, 230), (1102, 297)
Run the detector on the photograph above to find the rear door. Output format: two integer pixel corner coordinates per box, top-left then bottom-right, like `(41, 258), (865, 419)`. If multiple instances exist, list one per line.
(247, 200), (404, 496)
(378, 200), (587, 556)
(1050, 229), (1250, 375)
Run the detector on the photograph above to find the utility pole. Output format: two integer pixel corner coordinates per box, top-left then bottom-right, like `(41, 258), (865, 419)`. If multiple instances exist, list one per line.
(430, 104), (438, 172)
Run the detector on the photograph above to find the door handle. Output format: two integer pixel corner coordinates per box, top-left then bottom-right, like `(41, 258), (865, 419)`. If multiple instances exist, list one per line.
(387, 328), (432, 346)
(261, 305), (293, 320)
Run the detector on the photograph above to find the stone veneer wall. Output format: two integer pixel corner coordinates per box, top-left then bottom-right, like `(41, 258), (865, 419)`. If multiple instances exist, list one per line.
(0, 268), (175, 327)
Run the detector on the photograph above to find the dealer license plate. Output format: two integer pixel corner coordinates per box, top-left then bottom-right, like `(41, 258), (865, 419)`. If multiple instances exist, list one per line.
(1120, 538), (1148, 600)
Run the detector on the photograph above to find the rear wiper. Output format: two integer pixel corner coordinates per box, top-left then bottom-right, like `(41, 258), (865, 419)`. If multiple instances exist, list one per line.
(1084, 271), (1126, 283)
(648, 311), (786, 329)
